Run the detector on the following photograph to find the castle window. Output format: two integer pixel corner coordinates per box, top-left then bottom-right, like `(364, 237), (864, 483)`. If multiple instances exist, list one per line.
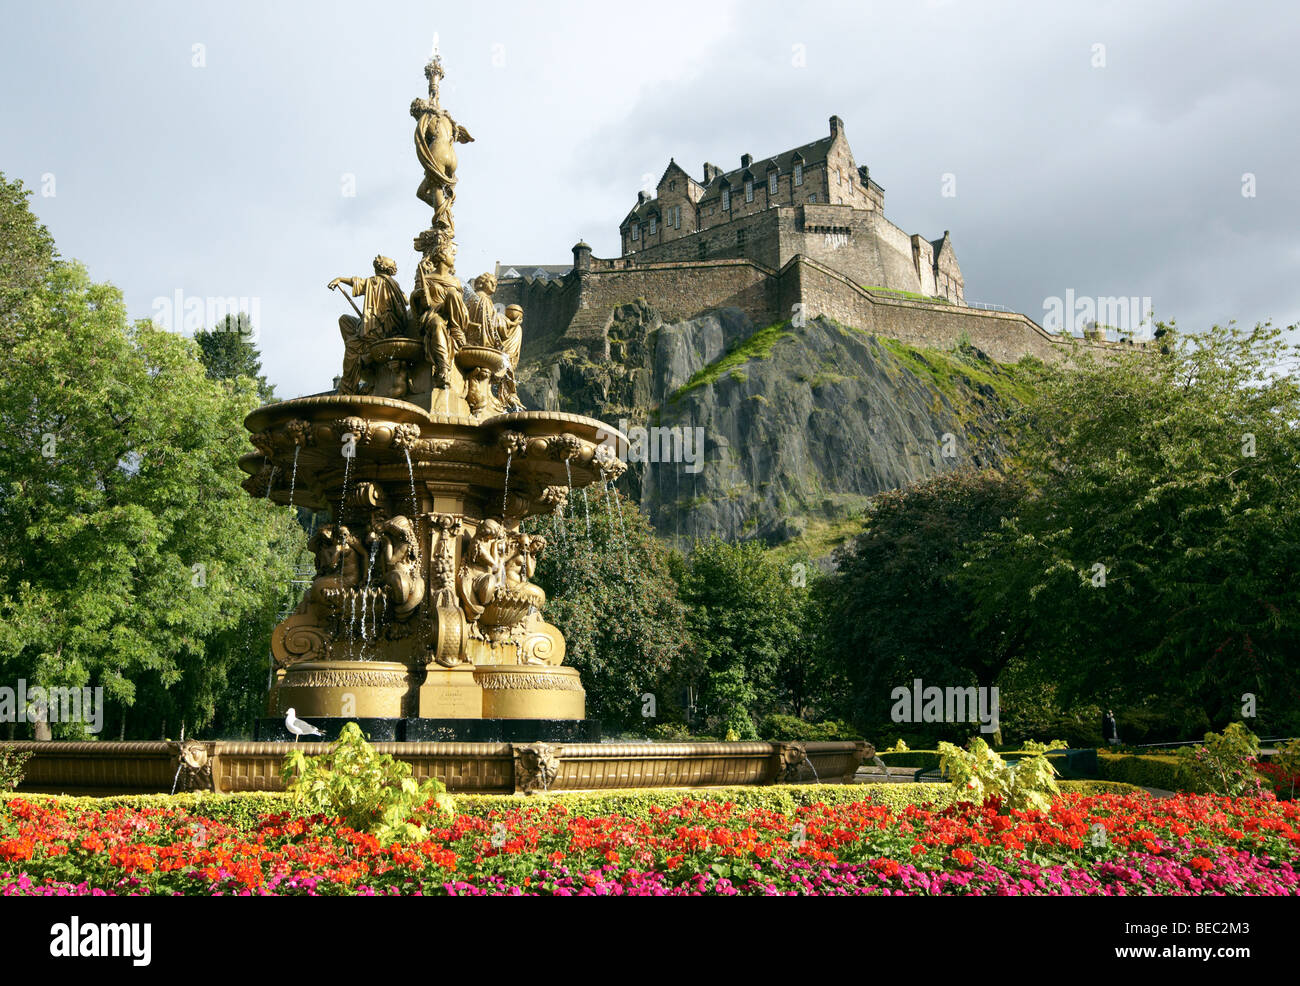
(794, 163), (803, 186)
(674, 207), (681, 229)
(722, 187), (730, 211)
(650, 217), (657, 235)
(632, 224), (639, 241)
(737, 229), (746, 249)
(670, 180), (677, 191)
(698, 240), (707, 259)
(809, 193), (816, 203)
(769, 172), (778, 195)
(745, 180), (754, 203)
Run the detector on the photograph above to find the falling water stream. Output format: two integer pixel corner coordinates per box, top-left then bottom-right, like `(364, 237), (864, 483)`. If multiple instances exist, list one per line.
(338, 447), (353, 526)
(503, 451), (512, 516)
(552, 508), (567, 552)
(403, 448), (418, 517)
(361, 551), (377, 643)
(287, 444), (301, 509)
(606, 480), (631, 576)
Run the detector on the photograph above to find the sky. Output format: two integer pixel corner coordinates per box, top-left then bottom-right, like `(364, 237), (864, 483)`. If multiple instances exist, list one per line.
(2, 0), (1297, 397)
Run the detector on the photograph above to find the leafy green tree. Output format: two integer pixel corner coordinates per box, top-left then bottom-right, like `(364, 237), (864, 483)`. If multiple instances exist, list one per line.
(0, 174), (56, 328)
(963, 323), (1300, 736)
(524, 487), (688, 732)
(194, 314), (274, 402)
(0, 192), (304, 738)
(817, 469), (1026, 738)
(678, 538), (806, 739)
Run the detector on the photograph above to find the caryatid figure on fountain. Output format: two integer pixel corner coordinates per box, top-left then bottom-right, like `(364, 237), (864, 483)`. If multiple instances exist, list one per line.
(411, 233), (469, 390)
(328, 256), (409, 394)
(371, 515), (425, 621)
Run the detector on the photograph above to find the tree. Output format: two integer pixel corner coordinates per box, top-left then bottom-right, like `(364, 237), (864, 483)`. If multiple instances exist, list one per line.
(0, 189), (304, 738)
(963, 323), (1300, 738)
(523, 486), (688, 732)
(194, 313), (274, 402)
(817, 469), (1025, 739)
(0, 174), (56, 329)
(678, 538), (807, 739)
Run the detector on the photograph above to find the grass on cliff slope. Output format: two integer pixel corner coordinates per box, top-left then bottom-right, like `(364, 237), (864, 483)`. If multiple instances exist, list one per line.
(766, 514), (871, 567)
(876, 336), (1041, 409)
(667, 320), (795, 404)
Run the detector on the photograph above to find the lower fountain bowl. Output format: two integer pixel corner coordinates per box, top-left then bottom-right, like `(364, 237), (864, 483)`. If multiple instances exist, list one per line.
(474, 664), (585, 720)
(274, 660), (415, 720)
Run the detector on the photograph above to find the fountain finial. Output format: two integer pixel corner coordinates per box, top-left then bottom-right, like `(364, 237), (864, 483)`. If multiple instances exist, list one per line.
(424, 53), (444, 107)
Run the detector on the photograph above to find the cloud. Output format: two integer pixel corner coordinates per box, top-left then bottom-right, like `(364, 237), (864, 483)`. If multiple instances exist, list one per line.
(3, 0), (1296, 397)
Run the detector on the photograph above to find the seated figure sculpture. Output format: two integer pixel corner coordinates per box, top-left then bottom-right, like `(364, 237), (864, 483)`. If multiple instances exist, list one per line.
(328, 256), (408, 394)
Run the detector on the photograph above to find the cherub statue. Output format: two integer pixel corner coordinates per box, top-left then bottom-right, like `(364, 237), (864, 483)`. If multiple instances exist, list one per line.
(304, 524), (368, 607)
(504, 532), (546, 588)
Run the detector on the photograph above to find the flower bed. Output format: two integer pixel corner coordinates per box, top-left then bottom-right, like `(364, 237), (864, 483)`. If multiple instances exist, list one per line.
(2, 787), (1297, 895)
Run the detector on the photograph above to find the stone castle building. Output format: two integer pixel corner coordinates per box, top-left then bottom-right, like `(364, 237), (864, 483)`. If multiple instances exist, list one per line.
(494, 117), (1134, 369)
(616, 116), (964, 304)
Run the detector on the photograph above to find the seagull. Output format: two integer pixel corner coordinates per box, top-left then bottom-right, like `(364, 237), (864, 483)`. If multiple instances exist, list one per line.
(284, 708), (324, 743)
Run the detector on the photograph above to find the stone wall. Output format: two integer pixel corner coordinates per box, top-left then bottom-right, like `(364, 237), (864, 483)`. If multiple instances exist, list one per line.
(499, 250), (1128, 368)
(500, 257), (782, 361)
(782, 257), (1117, 364)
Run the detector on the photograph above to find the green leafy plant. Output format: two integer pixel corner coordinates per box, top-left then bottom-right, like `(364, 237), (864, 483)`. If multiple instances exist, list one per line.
(0, 748), (32, 792)
(938, 737), (1068, 813)
(281, 722), (452, 843)
(1177, 722), (1264, 796)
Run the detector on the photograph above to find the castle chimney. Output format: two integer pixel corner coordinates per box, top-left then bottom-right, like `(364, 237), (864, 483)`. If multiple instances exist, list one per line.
(637, 190), (648, 205)
(830, 115), (843, 137)
(741, 153), (752, 169)
(703, 162), (719, 184)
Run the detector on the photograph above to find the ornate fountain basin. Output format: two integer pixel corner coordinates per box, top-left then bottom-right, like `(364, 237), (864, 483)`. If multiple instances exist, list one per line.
(241, 395), (627, 518)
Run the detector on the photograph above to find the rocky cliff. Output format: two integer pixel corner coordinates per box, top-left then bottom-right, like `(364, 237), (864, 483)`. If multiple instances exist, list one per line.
(515, 300), (1033, 558)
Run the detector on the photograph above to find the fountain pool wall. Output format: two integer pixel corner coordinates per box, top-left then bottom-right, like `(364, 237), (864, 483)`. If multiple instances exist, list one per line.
(1, 739), (872, 796)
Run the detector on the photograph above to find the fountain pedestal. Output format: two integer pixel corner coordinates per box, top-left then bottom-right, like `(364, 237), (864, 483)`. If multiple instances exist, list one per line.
(418, 666), (482, 718)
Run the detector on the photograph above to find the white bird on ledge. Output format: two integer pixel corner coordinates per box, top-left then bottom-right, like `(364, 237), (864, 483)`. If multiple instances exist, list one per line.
(284, 708), (324, 742)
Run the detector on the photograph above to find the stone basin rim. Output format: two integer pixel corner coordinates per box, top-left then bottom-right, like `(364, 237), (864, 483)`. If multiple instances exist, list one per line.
(245, 394), (628, 448)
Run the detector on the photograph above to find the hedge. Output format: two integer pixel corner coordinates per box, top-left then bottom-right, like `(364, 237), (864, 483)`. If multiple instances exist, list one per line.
(0, 780), (1142, 826)
(1097, 752), (1192, 791)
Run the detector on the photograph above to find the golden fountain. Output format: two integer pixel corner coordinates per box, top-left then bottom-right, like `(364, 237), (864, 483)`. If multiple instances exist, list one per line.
(0, 53), (873, 792)
(237, 54), (625, 741)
